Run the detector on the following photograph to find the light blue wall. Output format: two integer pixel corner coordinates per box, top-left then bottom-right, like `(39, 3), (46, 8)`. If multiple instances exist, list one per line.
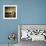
(0, 0), (46, 44)
(20, 0), (46, 24)
(0, 0), (22, 44)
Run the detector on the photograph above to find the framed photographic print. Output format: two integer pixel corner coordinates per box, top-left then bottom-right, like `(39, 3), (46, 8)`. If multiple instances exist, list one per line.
(3, 5), (17, 19)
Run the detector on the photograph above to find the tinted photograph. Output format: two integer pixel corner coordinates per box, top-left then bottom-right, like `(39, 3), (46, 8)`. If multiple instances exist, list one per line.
(3, 5), (17, 19)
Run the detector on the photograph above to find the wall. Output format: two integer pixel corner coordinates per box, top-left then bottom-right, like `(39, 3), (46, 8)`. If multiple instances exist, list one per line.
(0, 0), (46, 44)
(0, 0), (22, 44)
(20, 0), (46, 24)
